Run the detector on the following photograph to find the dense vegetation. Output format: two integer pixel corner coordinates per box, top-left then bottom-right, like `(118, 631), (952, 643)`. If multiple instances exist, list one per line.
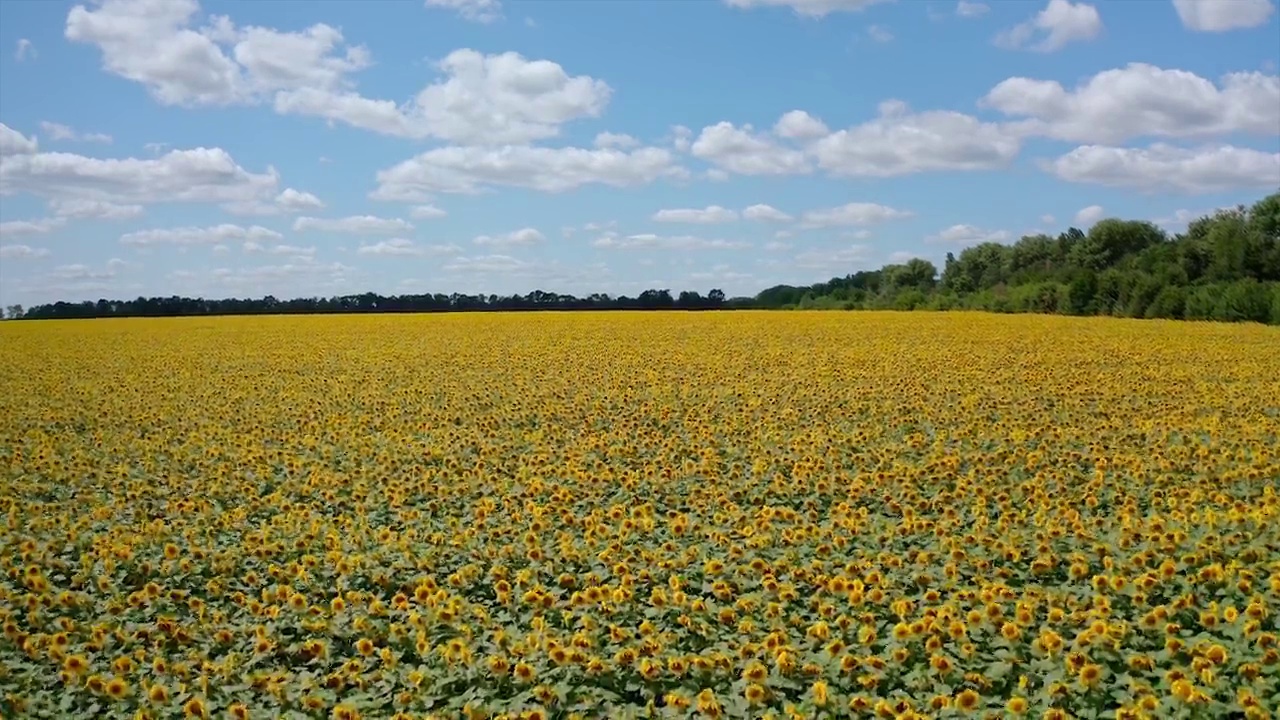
(10, 191), (1278, 324)
(760, 191), (1280, 325)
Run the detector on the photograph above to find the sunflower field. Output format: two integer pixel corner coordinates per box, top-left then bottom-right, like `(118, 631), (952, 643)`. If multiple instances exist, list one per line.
(1, 311), (1278, 720)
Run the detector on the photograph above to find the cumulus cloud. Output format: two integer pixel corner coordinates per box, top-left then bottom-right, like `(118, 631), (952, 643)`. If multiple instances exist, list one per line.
(39, 121), (112, 144)
(792, 244), (874, 270)
(357, 238), (462, 256)
(742, 204), (793, 222)
(1, 124), (284, 208)
(372, 145), (685, 198)
(409, 204), (448, 219)
(691, 103), (1018, 181)
(0, 123), (39, 155)
(48, 199), (144, 220)
(67, 1), (607, 144)
(425, 0), (503, 23)
(926, 224), (1012, 244)
(995, 0), (1102, 52)
(223, 188), (325, 216)
(957, 1), (989, 17)
(0, 217), (68, 237)
(473, 228), (546, 247)
(243, 242), (315, 258)
(866, 24), (894, 42)
(14, 39), (35, 61)
(1046, 143), (1280, 193)
(594, 132), (640, 149)
(808, 101), (1022, 177)
(119, 224), (283, 246)
(652, 206), (739, 223)
(0, 244), (51, 259)
(1074, 205), (1105, 226)
(982, 64), (1280, 144)
(723, 0), (891, 17)
(591, 233), (749, 250)
(798, 202), (913, 228)
(1172, 0), (1274, 31)
(274, 49), (611, 144)
(691, 122), (810, 176)
(293, 215), (413, 234)
(773, 111), (830, 141)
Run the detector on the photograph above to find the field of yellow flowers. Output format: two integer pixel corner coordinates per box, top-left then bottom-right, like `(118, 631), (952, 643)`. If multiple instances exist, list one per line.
(1, 311), (1278, 720)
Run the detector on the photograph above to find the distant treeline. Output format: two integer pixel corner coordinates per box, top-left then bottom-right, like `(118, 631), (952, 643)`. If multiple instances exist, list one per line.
(10, 191), (1279, 325)
(757, 191), (1280, 325)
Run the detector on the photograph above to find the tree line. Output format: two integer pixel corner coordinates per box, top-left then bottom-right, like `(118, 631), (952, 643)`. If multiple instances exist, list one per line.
(9, 191), (1279, 325)
(756, 191), (1280, 325)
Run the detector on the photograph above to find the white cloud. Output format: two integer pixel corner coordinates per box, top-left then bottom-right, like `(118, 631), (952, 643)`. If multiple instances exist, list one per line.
(688, 263), (754, 283)
(691, 122), (810, 176)
(0, 244), (51, 259)
(1041, 214), (1056, 224)
(995, 0), (1102, 52)
(441, 254), (531, 274)
(66, 0), (371, 107)
(425, 0), (503, 23)
(798, 201), (913, 228)
(808, 101), (1022, 177)
(67, 2), (605, 144)
(197, 258), (357, 293)
(773, 110), (829, 141)
(293, 215), (413, 234)
(372, 145), (685, 197)
(357, 238), (462, 256)
(0, 217), (68, 236)
(48, 199), (144, 220)
(723, 0), (892, 17)
(1074, 204), (1105, 225)
(592, 233), (749, 250)
(743, 204), (793, 222)
(764, 241), (793, 251)
(792, 244), (873, 269)
(473, 227), (546, 247)
(652, 206), (739, 223)
(926, 224), (1012, 244)
(39, 121), (112, 144)
(120, 224), (283, 246)
(275, 188), (324, 211)
(275, 49), (612, 144)
(594, 132), (640, 149)
(0, 128), (283, 208)
(1153, 206), (1239, 230)
(15, 39), (35, 62)
(409, 204), (448, 219)
(670, 125), (693, 152)
(957, 1), (990, 17)
(866, 24), (894, 42)
(244, 242), (315, 257)
(1172, 0), (1274, 31)
(50, 259), (130, 281)
(982, 64), (1280, 144)
(0, 123), (39, 155)
(222, 188), (325, 216)
(1046, 143), (1280, 193)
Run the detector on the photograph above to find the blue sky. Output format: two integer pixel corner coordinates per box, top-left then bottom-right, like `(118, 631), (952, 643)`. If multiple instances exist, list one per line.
(1, 0), (1277, 305)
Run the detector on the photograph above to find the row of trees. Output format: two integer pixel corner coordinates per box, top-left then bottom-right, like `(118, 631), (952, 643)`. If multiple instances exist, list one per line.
(10, 288), (744, 320)
(10, 191), (1279, 324)
(755, 191), (1280, 325)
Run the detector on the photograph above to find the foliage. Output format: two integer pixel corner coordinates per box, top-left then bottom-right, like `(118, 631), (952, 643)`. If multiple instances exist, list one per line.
(1, 312), (1279, 719)
(757, 191), (1280, 325)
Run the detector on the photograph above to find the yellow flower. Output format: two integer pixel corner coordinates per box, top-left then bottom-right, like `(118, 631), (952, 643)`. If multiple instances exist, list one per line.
(955, 689), (980, 712)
